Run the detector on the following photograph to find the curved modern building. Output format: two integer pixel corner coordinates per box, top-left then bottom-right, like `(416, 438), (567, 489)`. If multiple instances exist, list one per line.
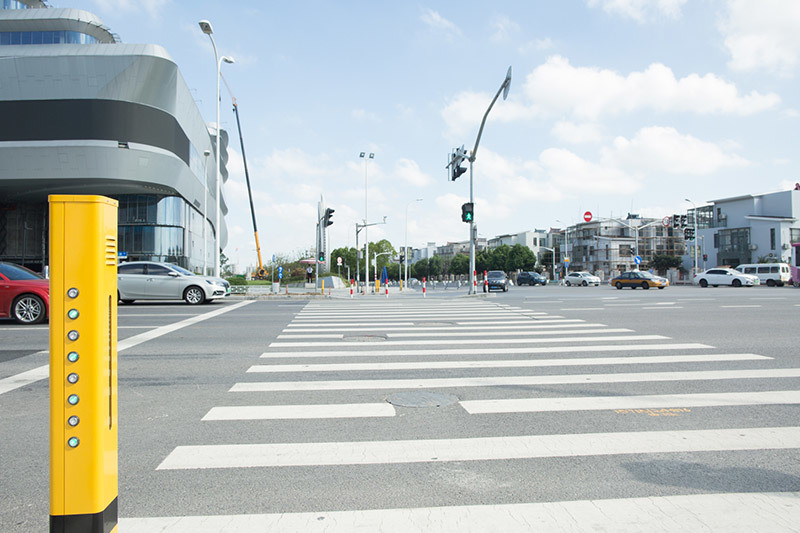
(0, 0), (229, 274)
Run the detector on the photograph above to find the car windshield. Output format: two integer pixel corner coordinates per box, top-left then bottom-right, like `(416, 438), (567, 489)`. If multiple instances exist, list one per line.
(170, 265), (195, 276)
(0, 262), (43, 280)
(487, 271), (505, 279)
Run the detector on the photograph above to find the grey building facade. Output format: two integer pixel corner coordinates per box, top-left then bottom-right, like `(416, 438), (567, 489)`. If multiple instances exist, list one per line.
(0, 1), (229, 274)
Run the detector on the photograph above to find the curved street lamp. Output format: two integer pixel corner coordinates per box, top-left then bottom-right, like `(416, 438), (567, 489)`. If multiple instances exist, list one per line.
(199, 19), (234, 277)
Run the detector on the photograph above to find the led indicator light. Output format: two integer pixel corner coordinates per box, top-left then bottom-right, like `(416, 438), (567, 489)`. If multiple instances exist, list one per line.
(67, 352), (79, 362)
(67, 373), (79, 384)
(68, 416), (79, 427)
(67, 330), (79, 341)
(67, 288), (79, 299)
(68, 437), (79, 448)
(68, 309), (79, 319)
(68, 394), (79, 405)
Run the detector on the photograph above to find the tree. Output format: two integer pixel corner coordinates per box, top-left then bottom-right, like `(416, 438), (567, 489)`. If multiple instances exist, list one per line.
(428, 255), (443, 278)
(449, 253), (469, 276)
(651, 254), (682, 275)
(488, 244), (511, 271)
(475, 249), (489, 274)
(330, 246), (358, 278)
(507, 244), (536, 272)
(412, 258), (428, 279)
(369, 239), (396, 278)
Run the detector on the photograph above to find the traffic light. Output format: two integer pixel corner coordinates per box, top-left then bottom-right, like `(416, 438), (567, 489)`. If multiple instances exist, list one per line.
(461, 202), (474, 223)
(672, 215), (680, 229)
(448, 146), (468, 181)
(399, 254), (405, 263)
(318, 250), (325, 262)
(703, 254), (708, 262)
(323, 207), (334, 227)
(680, 214), (687, 227)
(683, 227), (695, 240)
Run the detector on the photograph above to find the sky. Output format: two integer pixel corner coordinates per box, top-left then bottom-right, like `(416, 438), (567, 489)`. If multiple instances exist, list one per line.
(55, 0), (800, 270)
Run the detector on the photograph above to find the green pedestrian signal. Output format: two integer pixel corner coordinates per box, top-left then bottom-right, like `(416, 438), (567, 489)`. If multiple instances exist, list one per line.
(461, 202), (474, 223)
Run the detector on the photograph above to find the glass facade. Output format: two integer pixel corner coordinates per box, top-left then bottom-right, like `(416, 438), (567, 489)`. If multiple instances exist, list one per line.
(0, 30), (99, 45)
(115, 194), (214, 274)
(2, 0), (31, 9)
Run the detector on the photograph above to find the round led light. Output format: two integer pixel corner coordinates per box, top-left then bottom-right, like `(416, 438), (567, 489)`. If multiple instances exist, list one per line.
(68, 416), (79, 427)
(67, 330), (79, 341)
(67, 373), (79, 384)
(67, 352), (79, 363)
(68, 437), (79, 448)
(67, 394), (79, 405)
(67, 288), (79, 299)
(68, 309), (79, 320)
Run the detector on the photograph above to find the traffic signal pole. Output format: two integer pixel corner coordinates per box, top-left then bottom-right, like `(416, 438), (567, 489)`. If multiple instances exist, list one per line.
(468, 158), (475, 294)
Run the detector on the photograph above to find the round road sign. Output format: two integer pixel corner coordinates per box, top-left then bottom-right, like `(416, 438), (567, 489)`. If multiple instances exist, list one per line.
(662, 216), (671, 227)
(583, 211), (592, 222)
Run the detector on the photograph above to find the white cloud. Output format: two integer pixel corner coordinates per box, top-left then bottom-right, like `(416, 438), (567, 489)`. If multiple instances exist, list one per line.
(523, 55), (780, 119)
(601, 126), (749, 175)
(720, 0), (800, 77)
(551, 121), (605, 144)
(586, 0), (687, 22)
(394, 159), (432, 187)
(420, 8), (461, 40)
(518, 38), (555, 54)
(441, 90), (537, 137)
(490, 15), (520, 42)
(352, 109), (380, 121)
(265, 147), (328, 178)
(539, 147), (641, 193)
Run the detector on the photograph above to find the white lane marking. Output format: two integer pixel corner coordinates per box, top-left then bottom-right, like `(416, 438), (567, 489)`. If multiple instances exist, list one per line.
(277, 328), (631, 340)
(268, 334), (667, 348)
(0, 301), (255, 396)
(288, 318), (571, 327)
(642, 306), (685, 310)
(559, 308), (604, 311)
(294, 311), (524, 318)
(202, 403), (395, 420)
(287, 322), (418, 327)
(118, 492), (800, 532)
(462, 390), (800, 414)
(721, 305), (762, 308)
(157, 426), (800, 469)
(231, 367), (800, 392)
(261, 343), (712, 359)
(281, 323), (607, 333)
(653, 302), (678, 305)
(247, 354), (770, 373)
(749, 297), (787, 300)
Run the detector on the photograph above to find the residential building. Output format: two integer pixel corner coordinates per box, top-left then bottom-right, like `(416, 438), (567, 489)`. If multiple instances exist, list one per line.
(0, 1), (229, 274)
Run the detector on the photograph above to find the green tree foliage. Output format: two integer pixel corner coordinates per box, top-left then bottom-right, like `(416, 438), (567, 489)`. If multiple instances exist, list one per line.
(412, 258), (428, 279)
(651, 254), (682, 274)
(507, 244), (537, 271)
(370, 239), (396, 276)
(449, 253), (469, 276)
(488, 244), (511, 270)
(330, 246), (358, 278)
(428, 255), (443, 278)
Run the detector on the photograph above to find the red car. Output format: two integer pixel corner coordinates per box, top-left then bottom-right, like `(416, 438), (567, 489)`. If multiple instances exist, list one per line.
(0, 262), (49, 324)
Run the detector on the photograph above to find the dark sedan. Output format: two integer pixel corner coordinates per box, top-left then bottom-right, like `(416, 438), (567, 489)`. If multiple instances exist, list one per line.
(517, 271), (547, 286)
(484, 270), (509, 292)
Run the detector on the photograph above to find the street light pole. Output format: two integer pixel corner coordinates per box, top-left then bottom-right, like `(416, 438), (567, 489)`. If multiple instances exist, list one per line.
(360, 152), (374, 291)
(404, 198), (423, 290)
(356, 217), (386, 295)
(464, 67), (512, 294)
(202, 149), (210, 274)
(199, 20), (233, 278)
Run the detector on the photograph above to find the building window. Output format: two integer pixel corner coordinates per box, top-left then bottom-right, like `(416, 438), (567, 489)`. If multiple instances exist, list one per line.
(770, 228), (776, 250)
(0, 30), (99, 46)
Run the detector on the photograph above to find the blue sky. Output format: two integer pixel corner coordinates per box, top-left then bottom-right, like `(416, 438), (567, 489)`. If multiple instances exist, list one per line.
(59, 1), (800, 269)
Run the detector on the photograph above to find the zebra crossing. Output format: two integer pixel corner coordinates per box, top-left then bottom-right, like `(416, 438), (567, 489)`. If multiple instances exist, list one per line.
(124, 299), (800, 531)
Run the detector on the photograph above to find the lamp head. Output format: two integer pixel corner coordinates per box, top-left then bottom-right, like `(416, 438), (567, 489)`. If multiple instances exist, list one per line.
(198, 20), (213, 35)
(503, 66), (512, 100)
(222, 56), (235, 64)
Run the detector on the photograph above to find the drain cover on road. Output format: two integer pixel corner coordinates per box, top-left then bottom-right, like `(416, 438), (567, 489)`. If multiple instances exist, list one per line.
(386, 391), (459, 408)
(342, 334), (387, 342)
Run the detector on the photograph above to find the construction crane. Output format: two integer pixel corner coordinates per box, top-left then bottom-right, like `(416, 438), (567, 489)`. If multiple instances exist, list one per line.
(221, 74), (268, 279)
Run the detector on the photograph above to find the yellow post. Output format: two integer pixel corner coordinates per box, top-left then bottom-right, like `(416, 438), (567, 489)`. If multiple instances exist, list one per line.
(375, 279), (380, 293)
(321, 279), (325, 294)
(49, 195), (119, 533)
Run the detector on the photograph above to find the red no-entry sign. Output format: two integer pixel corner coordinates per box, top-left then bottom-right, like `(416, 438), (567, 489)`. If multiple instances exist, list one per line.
(583, 211), (592, 222)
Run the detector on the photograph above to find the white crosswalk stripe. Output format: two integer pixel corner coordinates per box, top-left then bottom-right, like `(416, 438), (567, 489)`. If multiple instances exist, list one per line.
(149, 298), (800, 531)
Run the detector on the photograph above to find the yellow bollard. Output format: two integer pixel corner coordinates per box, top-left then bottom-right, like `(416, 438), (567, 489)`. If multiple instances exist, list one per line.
(321, 280), (325, 294)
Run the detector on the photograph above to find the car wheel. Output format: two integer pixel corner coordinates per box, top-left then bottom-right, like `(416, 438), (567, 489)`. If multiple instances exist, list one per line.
(615, 282), (623, 290)
(766, 279), (775, 287)
(641, 281), (650, 290)
(503, 285), (508, 292)
(12, 294), (47, 325)
(699, 279), (708, 287)
(658, 286), (665, 289)
(582, 280), (588, 286)
(565, 281), (571, 286)
(732, 279), (742, 287)
(184, 286), (206, 305)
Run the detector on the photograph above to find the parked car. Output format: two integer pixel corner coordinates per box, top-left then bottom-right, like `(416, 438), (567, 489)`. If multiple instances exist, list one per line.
(734, 263), (791, 287)
(517, 271), (547, 286)
(0, 262), (49, 324)
(610, 271), (669, 290)
(117, 261), (231, 304)
(564, 271), (601, 286)
(693, 268), (759, 288)
(484, 270), (509, 292)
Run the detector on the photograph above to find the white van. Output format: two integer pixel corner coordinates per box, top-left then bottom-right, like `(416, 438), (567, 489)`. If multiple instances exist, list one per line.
(734, 263), (792, 286)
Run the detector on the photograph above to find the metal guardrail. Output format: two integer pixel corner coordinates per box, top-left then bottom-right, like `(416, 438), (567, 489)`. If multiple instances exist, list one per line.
(229, 286), (248, 294)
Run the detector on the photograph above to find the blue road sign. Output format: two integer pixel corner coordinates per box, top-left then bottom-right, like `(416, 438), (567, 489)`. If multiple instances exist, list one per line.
(634, 255), (642, 265)
(278, 266), (283, 279)
(117, 251), (127, 258)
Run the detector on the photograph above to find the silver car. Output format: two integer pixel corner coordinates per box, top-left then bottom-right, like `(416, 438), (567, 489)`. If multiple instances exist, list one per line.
(117, 261), (230, 304)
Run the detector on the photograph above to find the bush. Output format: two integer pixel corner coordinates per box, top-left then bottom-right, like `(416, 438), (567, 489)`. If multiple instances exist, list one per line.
(226, 275), (247, 286)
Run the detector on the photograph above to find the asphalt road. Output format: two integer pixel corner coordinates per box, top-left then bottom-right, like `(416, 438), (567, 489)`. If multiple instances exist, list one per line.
(1, 285), (799, 531)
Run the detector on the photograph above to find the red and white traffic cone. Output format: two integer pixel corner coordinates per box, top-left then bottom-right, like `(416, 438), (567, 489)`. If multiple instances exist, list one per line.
(473, 270), (477, 292)
(484, 270), (488, 292)
(423, 276), (426, 298)
(350, 280), (354, 299)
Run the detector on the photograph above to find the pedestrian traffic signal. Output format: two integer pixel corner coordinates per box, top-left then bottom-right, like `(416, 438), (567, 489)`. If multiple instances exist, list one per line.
(461, 202), (474, 223)
(318, 251), (325, 262)
(683, 227), (695, 240)
(323, 207), (335, 227)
